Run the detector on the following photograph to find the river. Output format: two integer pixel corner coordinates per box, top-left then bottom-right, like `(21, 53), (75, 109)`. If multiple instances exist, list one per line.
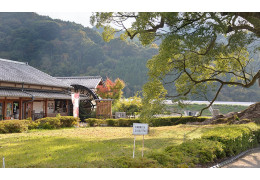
(163, 100), (256, 106)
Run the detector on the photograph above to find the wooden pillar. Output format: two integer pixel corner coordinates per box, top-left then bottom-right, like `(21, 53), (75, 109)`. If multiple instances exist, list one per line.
(45, 99), (48, 117)
(109, 101), (112, 118)
(19, 98), (22, 120)
(4, 97), (6, 120)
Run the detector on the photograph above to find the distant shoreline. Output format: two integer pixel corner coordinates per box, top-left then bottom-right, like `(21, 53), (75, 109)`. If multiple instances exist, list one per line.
(164, 100), (256, 106)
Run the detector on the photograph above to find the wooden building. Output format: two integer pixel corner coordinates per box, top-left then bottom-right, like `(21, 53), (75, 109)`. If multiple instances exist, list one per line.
(0, 58), (113, 120)
(0, 58), (73, 120)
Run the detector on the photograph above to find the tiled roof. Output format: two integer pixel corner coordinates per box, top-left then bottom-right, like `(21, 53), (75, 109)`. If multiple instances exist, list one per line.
(0, 58), (71, 88)
(0, 89), (72, 99)
(56, 76), (103, 89)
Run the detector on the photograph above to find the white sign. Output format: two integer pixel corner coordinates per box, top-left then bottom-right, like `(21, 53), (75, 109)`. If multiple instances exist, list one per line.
(133, 123), (149, 135)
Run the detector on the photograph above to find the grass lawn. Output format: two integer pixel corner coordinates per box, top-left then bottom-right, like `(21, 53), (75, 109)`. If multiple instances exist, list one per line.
(0, 125), (213, 168)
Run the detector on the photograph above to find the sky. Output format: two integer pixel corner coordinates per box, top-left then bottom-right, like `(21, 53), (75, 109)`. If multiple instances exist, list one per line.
(37, 12), (93, 28)
(2, 0), (257, 30)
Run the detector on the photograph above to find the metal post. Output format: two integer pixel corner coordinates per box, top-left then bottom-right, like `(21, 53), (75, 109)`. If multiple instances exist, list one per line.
(142, 135), (144, 158)
(3, 157), (5, 168)
(133, 135), (136, 158)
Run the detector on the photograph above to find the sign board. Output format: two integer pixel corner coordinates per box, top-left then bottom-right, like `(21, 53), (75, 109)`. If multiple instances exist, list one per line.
(133, 123), (149, 135)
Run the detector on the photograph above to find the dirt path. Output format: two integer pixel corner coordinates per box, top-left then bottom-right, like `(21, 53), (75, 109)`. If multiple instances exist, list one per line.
(222, 148), (260, 168)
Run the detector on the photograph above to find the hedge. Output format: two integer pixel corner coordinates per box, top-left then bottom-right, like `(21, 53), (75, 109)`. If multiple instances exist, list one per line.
(0, 120), (29, 133)
(0, 116), (78, 133)
(202, 124), (259, 156)
(59, 116), (78, 127)
(36, 117), (61, 129)
(36, 116), (78, 129)
(85, 116), (210, 127)
(149, 139), (225, 168)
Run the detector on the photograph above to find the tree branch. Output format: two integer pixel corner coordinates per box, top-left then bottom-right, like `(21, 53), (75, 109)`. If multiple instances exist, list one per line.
(198, 83), (224, 116)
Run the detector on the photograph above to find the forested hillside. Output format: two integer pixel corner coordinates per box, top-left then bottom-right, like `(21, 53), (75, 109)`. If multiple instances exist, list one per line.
(0, 12), (259, 101)
(0, 12), (158, 97)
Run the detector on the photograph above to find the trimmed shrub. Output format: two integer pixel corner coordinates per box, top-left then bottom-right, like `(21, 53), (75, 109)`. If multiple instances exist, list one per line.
(85, 118), (105, 127)
(36, 117), (61, 129)
(0, 120), (29, 133)
(154, 139), (225, 167)
(149, 116), (209, 127)
(59, 116), (78, 127)
(202, 124), (258, 156)
(84, 116), (209, 127)
(27, 120), (39, 130)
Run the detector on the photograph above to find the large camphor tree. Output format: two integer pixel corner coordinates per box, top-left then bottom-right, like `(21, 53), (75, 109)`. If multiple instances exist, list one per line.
(91, 12), (260, 118)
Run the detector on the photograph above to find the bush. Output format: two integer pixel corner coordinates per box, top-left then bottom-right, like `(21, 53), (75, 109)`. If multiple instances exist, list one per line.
(151, 139), (225, 167)
(59, 116), (78, 127)
(85, 118), (105, 127)
(202, 124), (258, 156)
(36, 117), (61, 129)
(0, 120), (29, 133)
(111, 156), (160, 168)
(84, 116), (209, 127)
(149, 116), (209, 127)
(27, 120), (39, 130)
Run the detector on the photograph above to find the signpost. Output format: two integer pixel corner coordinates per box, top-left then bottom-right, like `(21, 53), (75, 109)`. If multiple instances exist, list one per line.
(2, 157), (5, 168)
(132, 123), (149, 158)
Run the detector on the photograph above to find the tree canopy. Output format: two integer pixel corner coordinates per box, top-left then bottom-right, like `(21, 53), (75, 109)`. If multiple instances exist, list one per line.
(91, 12), (260, 116)
(96, 77), (125, 104)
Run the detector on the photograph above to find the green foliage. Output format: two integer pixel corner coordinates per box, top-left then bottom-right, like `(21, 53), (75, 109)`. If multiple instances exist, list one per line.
(0, 120), (29, 133)
(27, 120), (40, 130)
(140, 79), (167, 122)
(36, 116), (77, 129)
(149, 116), (209, 127)
(36, 117), (61, 129)
(92, 12), (260, 119)
(59, 116), (78, 127)
(158, 139), (225, 167)
(111, 156), (160, 168)
(113, 94), (142, 115)
(84, 118), (105, 127)
(85, 116), (209, 127)
(202, 124), (259, 156)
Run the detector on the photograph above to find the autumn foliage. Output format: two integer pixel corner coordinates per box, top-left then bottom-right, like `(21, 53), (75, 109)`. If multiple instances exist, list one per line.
(96, 78), (125, 102)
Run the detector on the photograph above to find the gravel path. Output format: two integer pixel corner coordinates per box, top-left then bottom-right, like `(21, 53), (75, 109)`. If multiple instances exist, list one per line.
(222, 148), (260, 168)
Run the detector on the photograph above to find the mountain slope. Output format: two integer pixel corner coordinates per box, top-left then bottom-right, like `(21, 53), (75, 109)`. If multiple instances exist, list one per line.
(0, 12), (158, 97)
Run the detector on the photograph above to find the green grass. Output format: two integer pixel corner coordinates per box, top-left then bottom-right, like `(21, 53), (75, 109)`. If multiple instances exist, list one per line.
(0, 125), (213, 168)
(167, 104), (248, 116)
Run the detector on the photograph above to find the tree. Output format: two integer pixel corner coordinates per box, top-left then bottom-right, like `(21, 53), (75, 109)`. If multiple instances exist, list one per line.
(96, 77), (125, 104)
(91, 12), (260, 117)
(113, 93), (143, 116)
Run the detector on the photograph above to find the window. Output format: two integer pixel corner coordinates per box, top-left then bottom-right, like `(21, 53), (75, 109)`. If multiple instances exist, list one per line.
(13, 102), (19, 119)
(6, 102), (13, 119)
(54, 100), (67, 113)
